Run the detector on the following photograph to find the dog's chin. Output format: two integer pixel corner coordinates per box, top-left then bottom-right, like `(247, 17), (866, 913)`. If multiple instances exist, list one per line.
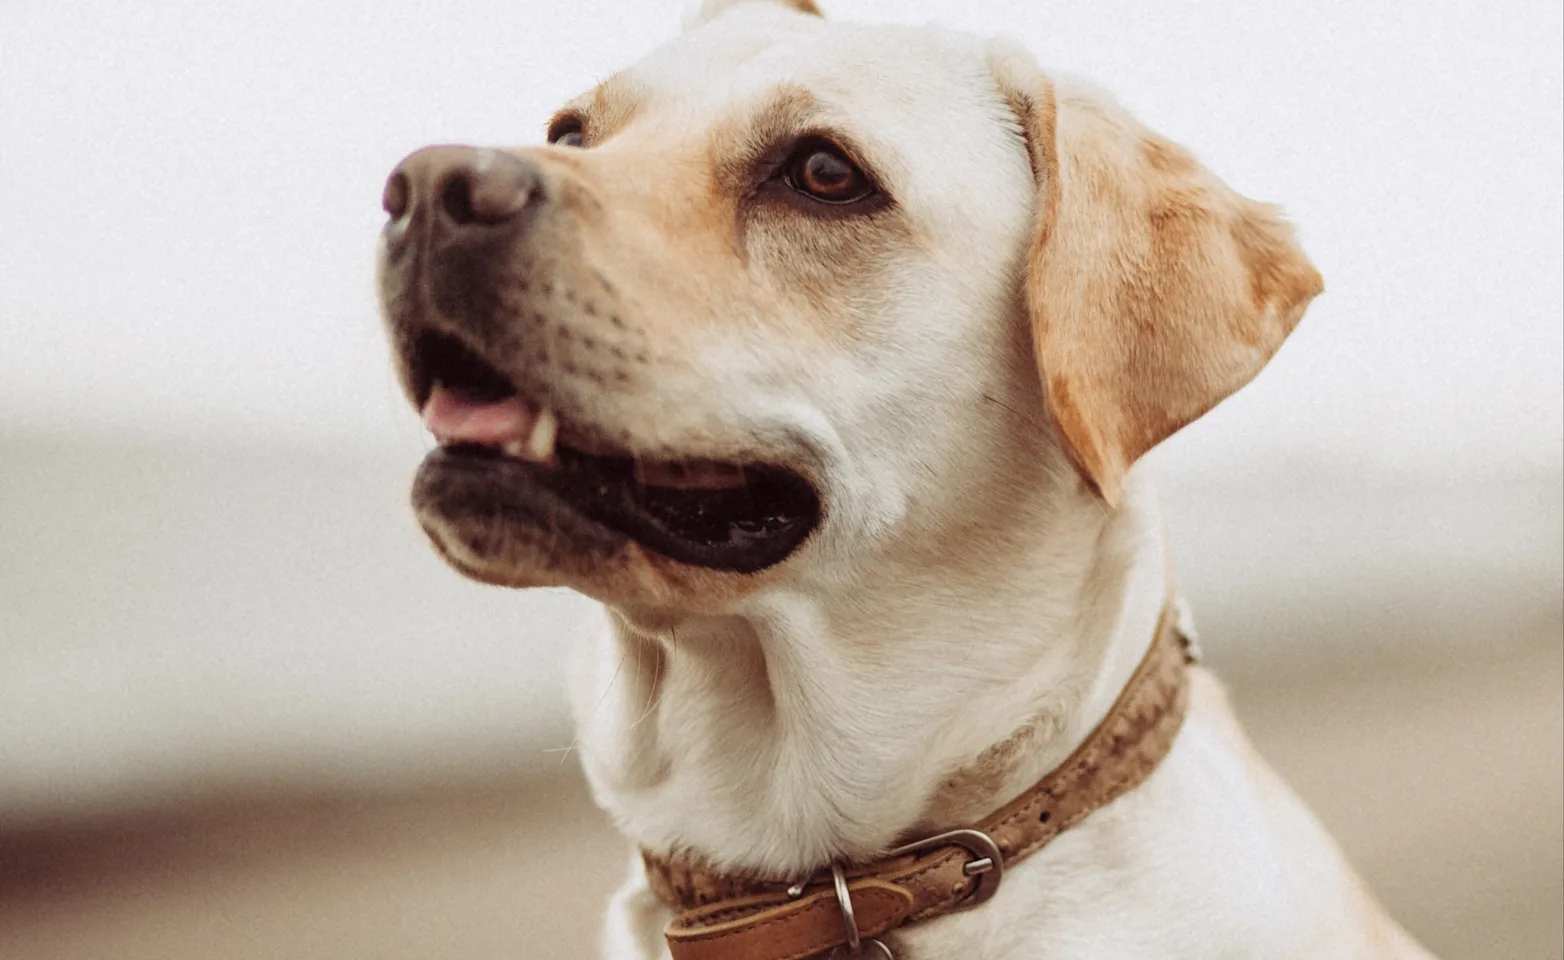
(411, 443), (821, 608)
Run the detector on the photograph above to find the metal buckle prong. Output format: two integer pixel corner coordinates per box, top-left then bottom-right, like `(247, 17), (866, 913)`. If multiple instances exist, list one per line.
(962, 856), (996, 877)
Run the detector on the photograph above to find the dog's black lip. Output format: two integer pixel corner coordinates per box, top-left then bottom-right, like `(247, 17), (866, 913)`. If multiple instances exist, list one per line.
(416, 444), (821, 575)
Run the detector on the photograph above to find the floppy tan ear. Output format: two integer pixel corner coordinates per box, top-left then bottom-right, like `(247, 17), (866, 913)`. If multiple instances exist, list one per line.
(990, 49), (1323, 505)
(686, 0), (822, 27)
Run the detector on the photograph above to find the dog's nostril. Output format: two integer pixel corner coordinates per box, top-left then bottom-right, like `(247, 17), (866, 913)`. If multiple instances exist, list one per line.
(382, 171), (410, 219)
(438, 156), (536, 228)
(440, 174), (479, 225)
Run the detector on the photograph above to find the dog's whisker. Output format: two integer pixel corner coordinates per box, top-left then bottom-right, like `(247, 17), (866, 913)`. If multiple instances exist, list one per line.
(587, 647), (629, 723)
(542, 740), (582, 765)
(981, 393), (1053, 444)
(631, 629), (669, 730)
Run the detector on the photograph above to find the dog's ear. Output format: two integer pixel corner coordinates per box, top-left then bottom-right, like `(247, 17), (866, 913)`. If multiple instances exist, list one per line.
(989, 46), (1322, 505)
(684, 0), (822, 28)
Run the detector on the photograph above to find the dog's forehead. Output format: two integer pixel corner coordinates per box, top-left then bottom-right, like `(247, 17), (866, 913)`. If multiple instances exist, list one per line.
(613, 10), (1016, 166)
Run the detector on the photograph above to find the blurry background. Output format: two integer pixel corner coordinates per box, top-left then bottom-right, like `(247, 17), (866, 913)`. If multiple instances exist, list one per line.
(1, 1), (1559, 958)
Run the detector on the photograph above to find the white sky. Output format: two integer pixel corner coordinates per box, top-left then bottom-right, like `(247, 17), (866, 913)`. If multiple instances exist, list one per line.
(2, 0), (1560, 480)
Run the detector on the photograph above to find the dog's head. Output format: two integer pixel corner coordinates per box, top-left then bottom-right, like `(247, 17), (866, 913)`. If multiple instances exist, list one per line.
(377, 0), (1320, 621)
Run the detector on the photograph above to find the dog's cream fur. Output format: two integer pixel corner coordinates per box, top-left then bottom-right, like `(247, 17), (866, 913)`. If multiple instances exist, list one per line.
(394, 1), (1437, 956)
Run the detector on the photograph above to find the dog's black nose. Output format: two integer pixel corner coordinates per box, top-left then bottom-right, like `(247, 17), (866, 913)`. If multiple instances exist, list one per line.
(383, 146), (542, 234)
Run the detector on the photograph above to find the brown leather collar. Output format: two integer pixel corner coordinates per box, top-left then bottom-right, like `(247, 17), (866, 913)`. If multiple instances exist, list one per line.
(641, 606), (1195, 960)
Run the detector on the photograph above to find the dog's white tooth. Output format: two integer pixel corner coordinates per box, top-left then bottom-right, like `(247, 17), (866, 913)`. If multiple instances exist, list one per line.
(527, 407), (559, 462)
(502, 440), (525, 458)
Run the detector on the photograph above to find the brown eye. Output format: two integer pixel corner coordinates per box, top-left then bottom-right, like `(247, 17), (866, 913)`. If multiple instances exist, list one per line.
(785, 141), (875, 204)
(548, 117), (585, 148)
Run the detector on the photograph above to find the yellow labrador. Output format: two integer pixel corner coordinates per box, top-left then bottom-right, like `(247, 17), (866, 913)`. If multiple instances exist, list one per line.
(377, 1), (1435, 956)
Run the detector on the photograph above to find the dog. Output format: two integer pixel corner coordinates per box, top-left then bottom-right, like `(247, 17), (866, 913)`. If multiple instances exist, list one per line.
(376, 1), (1436, 956)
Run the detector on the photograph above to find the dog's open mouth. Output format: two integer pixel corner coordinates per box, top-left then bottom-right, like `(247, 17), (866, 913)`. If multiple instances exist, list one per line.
(407, 332), (821, 574)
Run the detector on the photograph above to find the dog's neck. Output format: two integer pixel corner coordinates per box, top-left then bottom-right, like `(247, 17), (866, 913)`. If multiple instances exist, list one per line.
(570, 475), (1171, 877)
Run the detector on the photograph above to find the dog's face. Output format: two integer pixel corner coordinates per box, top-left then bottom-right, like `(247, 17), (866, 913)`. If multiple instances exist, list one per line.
(377, 0), (1320, 622)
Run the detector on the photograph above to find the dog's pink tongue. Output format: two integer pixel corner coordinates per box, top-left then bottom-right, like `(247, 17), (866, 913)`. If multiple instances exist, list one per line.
(421, 386), (536, 445)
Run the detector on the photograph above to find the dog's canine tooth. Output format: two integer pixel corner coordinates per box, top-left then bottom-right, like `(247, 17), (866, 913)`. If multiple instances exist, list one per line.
(527, 408), (559, 462)
(502, 439), (526, 458)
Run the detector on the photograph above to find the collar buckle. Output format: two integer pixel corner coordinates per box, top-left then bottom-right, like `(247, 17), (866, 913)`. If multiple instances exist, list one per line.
(884, 828), (1005, 908)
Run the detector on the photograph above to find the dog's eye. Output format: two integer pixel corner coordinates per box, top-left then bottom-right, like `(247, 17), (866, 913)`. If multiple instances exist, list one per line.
(784, 140), (875, 205)
(548, 117), (585, 148)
